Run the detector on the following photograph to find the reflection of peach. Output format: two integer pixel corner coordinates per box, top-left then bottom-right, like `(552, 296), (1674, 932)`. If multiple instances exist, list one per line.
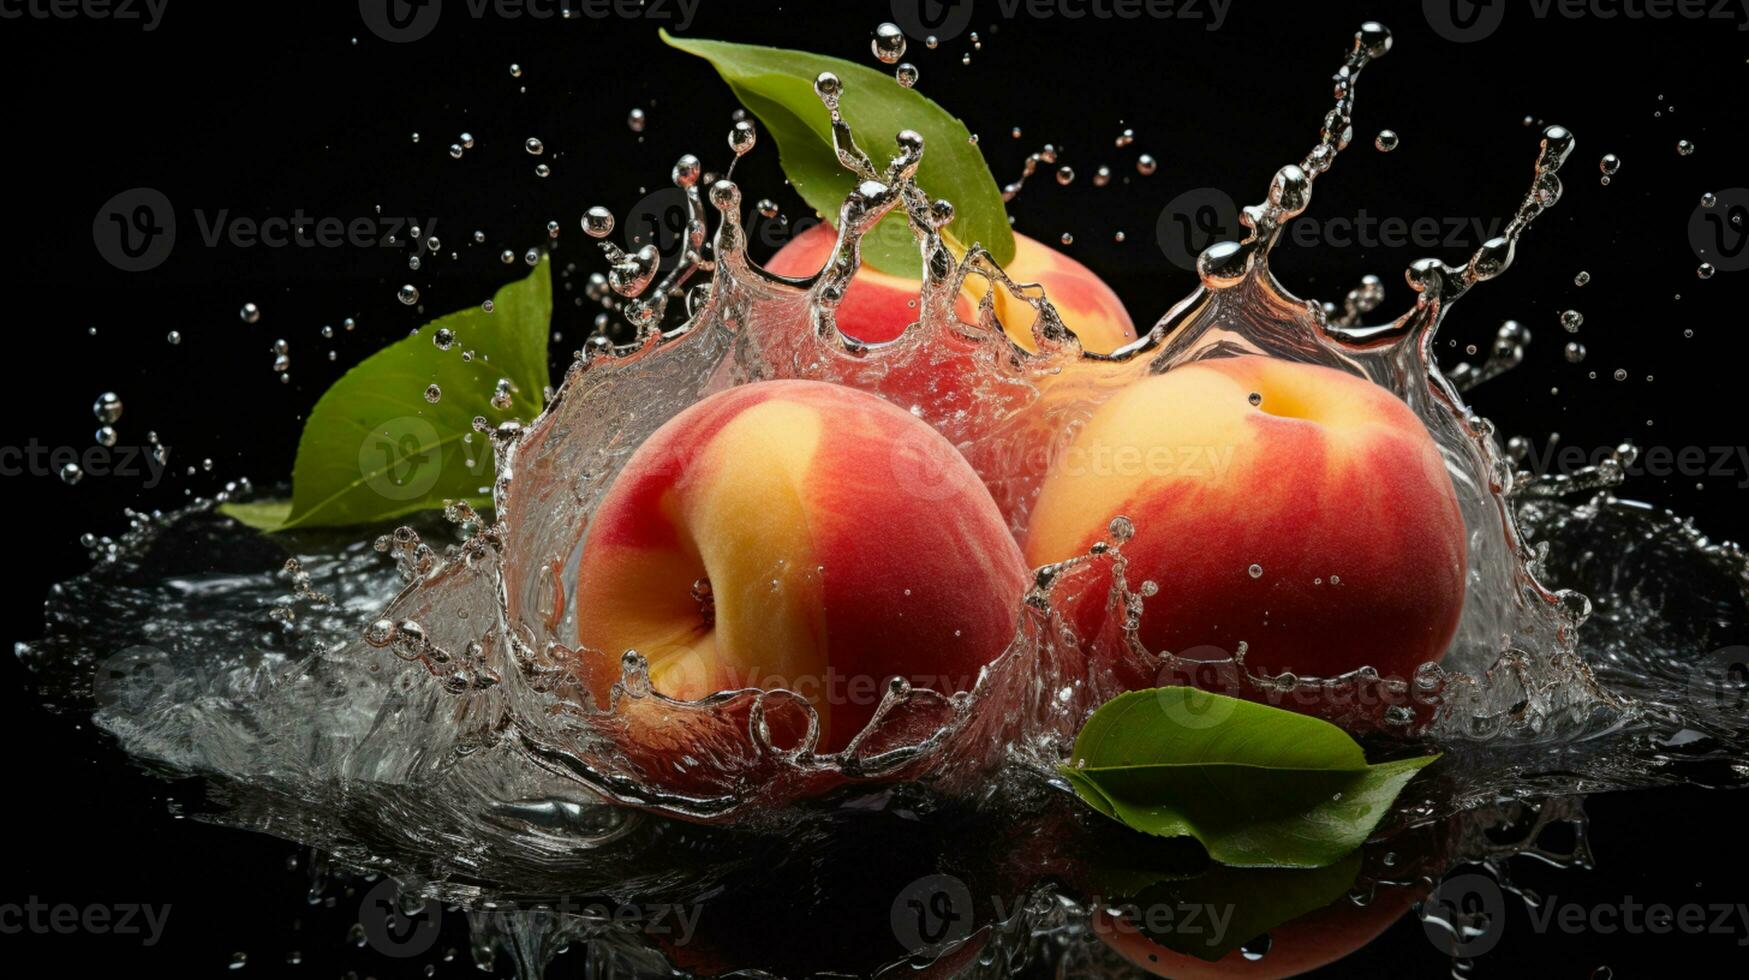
(1024, 356), (1466, 683)
(575, 380), (1027, 751)
(1097, 881), (1425, 978)
(764, 223), (1136, 353)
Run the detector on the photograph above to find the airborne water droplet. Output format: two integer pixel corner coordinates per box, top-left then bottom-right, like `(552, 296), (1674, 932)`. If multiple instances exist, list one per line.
(871, 22), (907, 64)
(583, 206), (615, 238)
(397, 285), (420, 305)
(1136, 154), (1157, 175)
(240, 302), (260, 324)
(1374, 129), (1399, 152)
(93, 391), (124, 424)
(525, 137), (544, 155)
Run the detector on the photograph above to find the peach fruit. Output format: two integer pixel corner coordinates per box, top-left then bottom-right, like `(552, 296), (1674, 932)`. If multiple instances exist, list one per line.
(764, 223), (1137, 353)
(1023, 355), (1466, 683)
(575, 379), (1028, 751)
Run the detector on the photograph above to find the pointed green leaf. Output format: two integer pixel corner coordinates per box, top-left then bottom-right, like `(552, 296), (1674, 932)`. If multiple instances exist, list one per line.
(1061, 688), (1438, 868)
(224, 260), (551, 532)
(662, 31), (1013, 276)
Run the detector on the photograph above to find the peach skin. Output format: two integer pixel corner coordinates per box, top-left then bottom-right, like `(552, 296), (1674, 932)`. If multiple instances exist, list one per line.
(1023, 355), (1466, 684)
(764, 222), (1137, 353)
(575, 379), (1028, 752)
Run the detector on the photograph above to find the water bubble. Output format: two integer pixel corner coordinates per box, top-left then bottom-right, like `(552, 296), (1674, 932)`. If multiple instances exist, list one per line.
(1677, 139), (1695, 156)
(1574, 270), (1590, 287)
(448, 144), (463, 159)
(424, 384), (442, 404)
(509, 63), (522, 78)
(582, 207), (615, 238)
(397, 285), (420, 305)
(1248, 563), (1264, 579)
(1135, 154), (1157, 176)
(1701, 191), (1717, 208)
(59, 463), (83, 485)
(756, 199), (780, 219)
(93, 391), (123, 424)
(500, 249), (515, 264)
(1374, 129), (1399, 152)
(166, 330), (181, 345)
(1056, 166), (1075, 186)
(1697, 263), (1716, 279)
(871, 22), (907, 63)
(524, 248), (540, 266)
(728, 119), (757, 155)
(627, 107), (647, 132)
(1107, 516), (1135, 543)
(95, 426), (118, 447)
(534, 163), (550, 178)
(524, 137), (544, 155)
(1599, 153), (1621, 184)
(1560, 309), (1584, 332)
(459, 132), (475, 149)
(1247, 391), (1263, 406)
(894, 63), (919, 88)
(433, 328), (455, 351)
(1564, 341), (1587, 363)
(1059, 232), (1073, 245)
(240, 302), (260, 324)
(1613, 368), (1628, 381)
(1092, 165), (1112, 187)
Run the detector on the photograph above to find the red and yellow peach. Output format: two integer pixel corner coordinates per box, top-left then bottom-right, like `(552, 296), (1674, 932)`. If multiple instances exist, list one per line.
(764, 223), (1137, 353)
(575, 379), (1028, 751)
(1023, 355), (1466, 683)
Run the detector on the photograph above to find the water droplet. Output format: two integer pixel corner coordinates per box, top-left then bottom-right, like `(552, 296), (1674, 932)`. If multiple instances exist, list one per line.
(524, 137), (544, 155)
(509, 63), (522, 78)
(166, 330), (181, 345)
(894, 62), (919, 88)
(459, 132), (475, 149)
(627, 107), (647, 132)
(1136, 154), (1157, 176)
(1564, 341), (1587, 363)
(1248, 563), (1264, 579)
(1701, 191), (1717, 208)
(500, 249), (516, 264)
(1115, 128), (1134, 148)
(1056, 166), (1075, 186)
(1247, 391), (1263, 406)
(1697, 262), (1715, 279)
(1374, 129), (1399, 152)
(728, 119), (756, 155)
(534, 163), (551, 178)
(1677, 139), (1695, 156)
(424, 384), (442, 404)
(1560, 309), (1584, 332)
(1599, 153), (1621, 183)
(1613, 368), (1628, 381)
(95, 425), (118, 447)
(240, 302), (260, 324)
(448, 144), (463, 159)
(583, 206), (615, 238)
(93, 391), (123, 424)
(433, 328), (455, 351)
(1573, 270), (1590, 287)
(59, 463), (83, 485)
(397, 284), (420, 305)
(871, 22), (907, 64)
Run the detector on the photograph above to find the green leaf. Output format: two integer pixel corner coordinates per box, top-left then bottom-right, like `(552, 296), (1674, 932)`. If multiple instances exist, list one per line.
(1060, 688), (1438, 868)
(661, 31), (1013, 276)
(220, 260), (551, 532)
(1104, 851), (1364, 962)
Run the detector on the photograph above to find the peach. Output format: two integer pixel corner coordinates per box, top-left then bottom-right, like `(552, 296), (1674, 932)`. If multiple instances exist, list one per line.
(764, 222), (1137, 353)
(1023, 356), (1465, 684)
(575, 379), (1028, 751)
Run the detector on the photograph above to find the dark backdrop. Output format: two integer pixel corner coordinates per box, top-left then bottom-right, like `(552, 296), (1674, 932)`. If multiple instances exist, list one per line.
(2, 0), (1746, 974)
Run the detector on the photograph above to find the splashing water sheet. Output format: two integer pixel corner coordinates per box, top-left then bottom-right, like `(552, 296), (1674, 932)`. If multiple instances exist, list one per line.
(11, 10), (1749, 978)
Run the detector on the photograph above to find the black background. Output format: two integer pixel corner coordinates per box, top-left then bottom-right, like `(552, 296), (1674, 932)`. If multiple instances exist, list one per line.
(3, 0), (1747, 974)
